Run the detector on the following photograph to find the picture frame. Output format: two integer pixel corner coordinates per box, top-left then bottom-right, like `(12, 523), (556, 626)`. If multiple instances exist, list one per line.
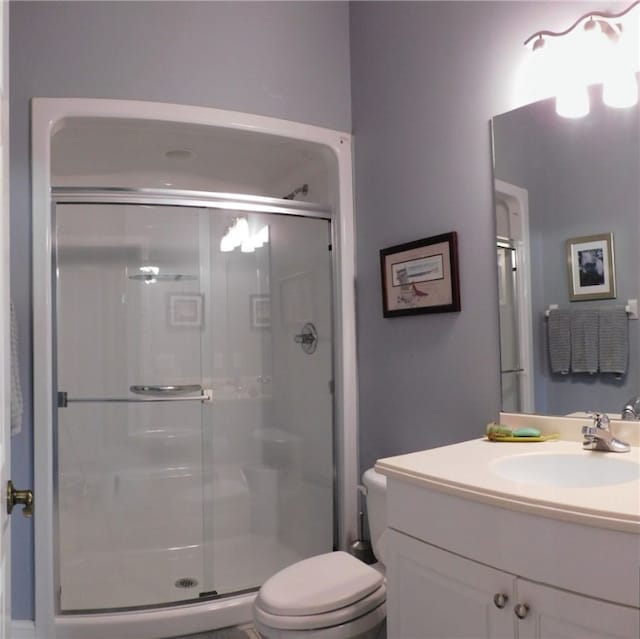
(566, 233), (616, 301)
(250, 294), (271, 328)
(169, 294), (203, 327)
(380, 231), (461, 317)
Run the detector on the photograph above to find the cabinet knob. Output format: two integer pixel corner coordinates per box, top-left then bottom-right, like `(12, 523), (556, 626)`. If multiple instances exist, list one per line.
(493, 593), (509, 609)
(514, 603), (530, 619)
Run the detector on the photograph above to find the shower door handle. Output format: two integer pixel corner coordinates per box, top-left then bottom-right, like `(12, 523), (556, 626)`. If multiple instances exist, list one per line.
(130, 384), (203, 396)
(58, 389), (213, 407)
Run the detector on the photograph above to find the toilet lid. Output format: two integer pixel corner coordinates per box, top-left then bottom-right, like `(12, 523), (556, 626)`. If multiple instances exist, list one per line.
(256, 551), (384, 616)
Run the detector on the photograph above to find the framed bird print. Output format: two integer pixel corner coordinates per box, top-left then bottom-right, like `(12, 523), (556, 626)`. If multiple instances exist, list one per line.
(380, 232), (461, 317)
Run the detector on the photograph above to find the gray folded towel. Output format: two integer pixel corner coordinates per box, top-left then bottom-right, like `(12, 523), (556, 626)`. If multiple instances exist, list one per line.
(598, 307), (628, 376)
(571, 309), (599, 374)
(547, 309), (571, 374)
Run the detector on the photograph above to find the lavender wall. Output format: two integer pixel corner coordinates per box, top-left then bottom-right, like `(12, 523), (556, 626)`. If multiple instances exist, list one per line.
(349, 1), (605, 472)
(10, 0), (350, 620)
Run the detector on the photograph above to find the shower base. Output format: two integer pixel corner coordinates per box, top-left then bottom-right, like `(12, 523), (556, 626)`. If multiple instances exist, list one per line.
(55, 593), (256, 639)
(55, 535), (305, 639)
(174, 624), (261, 639)
(59, 534), (303, 611)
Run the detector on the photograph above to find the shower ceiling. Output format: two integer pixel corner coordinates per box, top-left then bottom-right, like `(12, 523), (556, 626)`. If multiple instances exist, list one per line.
(51, 119), (330, 198)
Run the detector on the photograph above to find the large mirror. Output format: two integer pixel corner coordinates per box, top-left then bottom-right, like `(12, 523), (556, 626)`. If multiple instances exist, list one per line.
(491, 85), (639, 417)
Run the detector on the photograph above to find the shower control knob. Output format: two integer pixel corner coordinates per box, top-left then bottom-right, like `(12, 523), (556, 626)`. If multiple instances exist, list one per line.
(294, 323), (318, 354)
(7, 480), (33, 518)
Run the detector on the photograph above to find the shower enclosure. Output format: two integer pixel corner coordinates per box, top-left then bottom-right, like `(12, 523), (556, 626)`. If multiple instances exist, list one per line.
(53, 190), (335, 612)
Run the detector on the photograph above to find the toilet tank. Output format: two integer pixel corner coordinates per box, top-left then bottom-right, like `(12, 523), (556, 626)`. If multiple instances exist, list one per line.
(362, 468), (387, 565)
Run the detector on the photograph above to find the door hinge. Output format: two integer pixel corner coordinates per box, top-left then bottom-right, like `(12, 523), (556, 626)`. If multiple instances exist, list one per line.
(57, 391), (68, 408)
(329, 380), (335, 394)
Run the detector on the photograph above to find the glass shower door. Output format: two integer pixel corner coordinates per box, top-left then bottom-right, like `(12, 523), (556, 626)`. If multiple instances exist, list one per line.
(55, 203), (207, 610)
(54, 198), (335, 612)
(200, 210), (334, 597)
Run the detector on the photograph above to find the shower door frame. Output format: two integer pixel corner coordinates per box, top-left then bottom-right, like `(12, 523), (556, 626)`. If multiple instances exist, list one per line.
(494, 179), (534, 414)
(31, 99), (358, 639)
(52, 187), (335, 612)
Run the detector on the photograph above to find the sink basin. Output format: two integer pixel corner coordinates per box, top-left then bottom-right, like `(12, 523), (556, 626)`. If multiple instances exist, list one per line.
(491, 453), (639, 488)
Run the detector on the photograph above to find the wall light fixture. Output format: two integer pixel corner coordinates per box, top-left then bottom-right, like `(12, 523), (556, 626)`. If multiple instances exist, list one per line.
(521, 1), (639, 117)
(219, 217), (269, 253)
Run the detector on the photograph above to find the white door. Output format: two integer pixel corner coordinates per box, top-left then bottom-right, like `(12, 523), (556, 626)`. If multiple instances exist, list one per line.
(0, 0), (10, 635)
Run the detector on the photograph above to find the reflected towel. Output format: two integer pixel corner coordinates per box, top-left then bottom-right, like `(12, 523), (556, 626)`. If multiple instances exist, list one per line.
(10, 301), (23, 435)
(571, 309), (599, 374)
(598, 307), (628, 376)
(547, 309), (571, 374)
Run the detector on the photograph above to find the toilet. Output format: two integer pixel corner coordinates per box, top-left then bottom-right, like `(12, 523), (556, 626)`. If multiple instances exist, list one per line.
(253, 468), (387, 639)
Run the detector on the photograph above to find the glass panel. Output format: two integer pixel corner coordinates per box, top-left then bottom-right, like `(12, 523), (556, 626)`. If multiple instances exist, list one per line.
(200, 211), (333, 596)
(56, 204), (205, 610)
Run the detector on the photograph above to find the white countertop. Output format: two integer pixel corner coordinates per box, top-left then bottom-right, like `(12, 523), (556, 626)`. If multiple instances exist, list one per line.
(376, 438), (640, 533)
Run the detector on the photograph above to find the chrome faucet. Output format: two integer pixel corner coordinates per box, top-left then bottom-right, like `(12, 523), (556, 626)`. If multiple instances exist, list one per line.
(621, 396), (640, 420)
(582, 412), (630, 453)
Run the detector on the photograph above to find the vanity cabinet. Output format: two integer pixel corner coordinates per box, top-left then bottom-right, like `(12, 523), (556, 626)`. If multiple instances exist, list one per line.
(516, 577), (639, 639)
(387, 528), (640, 639)
(387, 529), (514, 638)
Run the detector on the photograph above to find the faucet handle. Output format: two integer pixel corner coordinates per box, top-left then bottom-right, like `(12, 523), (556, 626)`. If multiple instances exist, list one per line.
(585, 411), (610, 430)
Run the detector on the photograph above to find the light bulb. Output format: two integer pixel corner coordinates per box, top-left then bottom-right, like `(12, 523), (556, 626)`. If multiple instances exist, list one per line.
(219, 234), (235, 252)
(556, 85), (590, 118)
(235, 218), (250, 243)
(576, 20), (614, 86)
(253, 226), (269, 248)
(241, 238), (255, 253)
(602, 28), (639, 108)
(603, 72), (638, 108)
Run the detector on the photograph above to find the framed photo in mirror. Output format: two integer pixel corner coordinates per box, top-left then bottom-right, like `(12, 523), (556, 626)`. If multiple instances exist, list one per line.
(380, 231), (460, 317)
(566, 233), (616, 301)
(168, 294), (203, 327)
(250, 294), (271, 328)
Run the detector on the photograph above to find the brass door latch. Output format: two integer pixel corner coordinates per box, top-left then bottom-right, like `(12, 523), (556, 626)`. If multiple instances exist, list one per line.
(7, 480), (33, 517)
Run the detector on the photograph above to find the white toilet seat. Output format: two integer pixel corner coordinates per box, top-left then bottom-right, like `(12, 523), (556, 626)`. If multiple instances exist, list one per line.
(253, 550), (386, 633)
(254, 583), (386, 631)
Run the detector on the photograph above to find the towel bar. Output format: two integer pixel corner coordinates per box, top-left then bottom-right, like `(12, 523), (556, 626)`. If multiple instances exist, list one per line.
(545, 299), (638, 319)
